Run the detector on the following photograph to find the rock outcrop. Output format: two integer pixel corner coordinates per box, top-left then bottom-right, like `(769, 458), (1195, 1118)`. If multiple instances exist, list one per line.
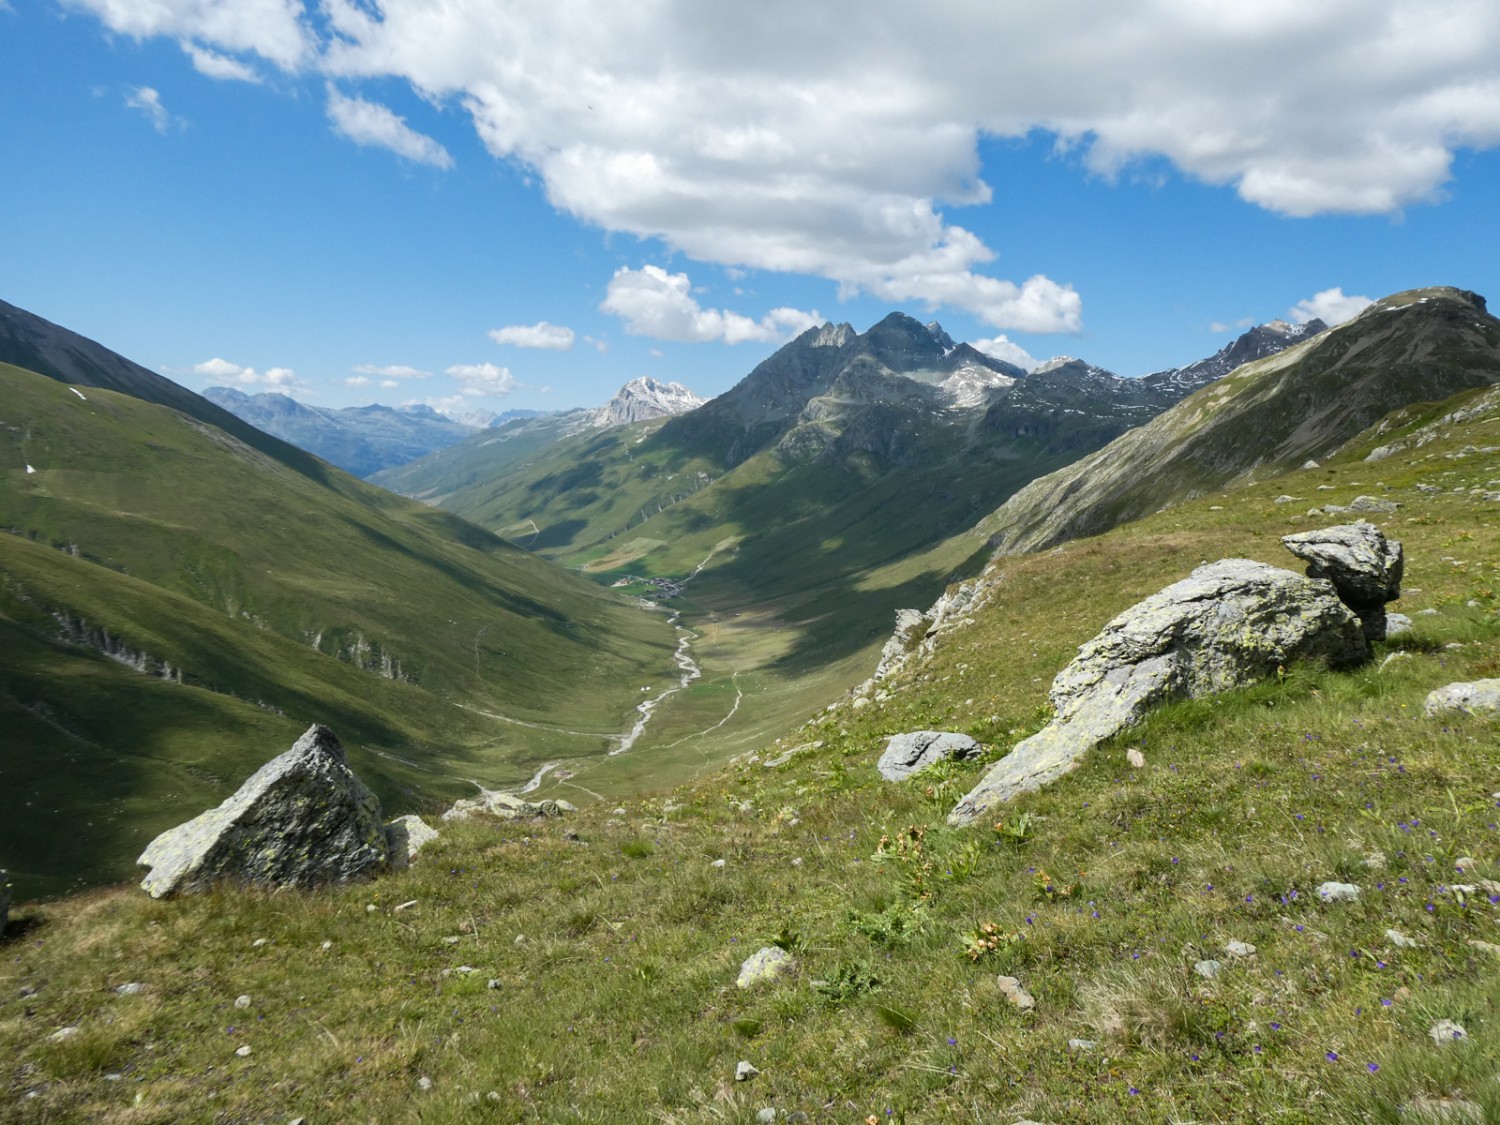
(385, 814), (439, 870)
(1281, 521), (1403, 640)
(949, 559), (1366, 825)
(878, 732), (982, 781)
(441, 789), (574, 822)
(1425, 679), (1500, 718)
(138, 725), (389, 897)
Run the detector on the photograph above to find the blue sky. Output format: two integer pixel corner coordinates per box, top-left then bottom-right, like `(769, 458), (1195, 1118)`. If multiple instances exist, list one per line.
(3, 0), (1499, 416)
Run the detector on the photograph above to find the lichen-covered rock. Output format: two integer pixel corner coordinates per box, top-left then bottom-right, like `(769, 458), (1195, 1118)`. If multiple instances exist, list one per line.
(1281, 521), (1403, 639)
(385, 815), (439, 870)
(441, 789), (565, 822)
(138, 725), (389, 898)
(877, 731), (982, 781)
(736, 946), (795, 988)
(949, 559), (1365, 825)
(1424, 679), (1500, 717)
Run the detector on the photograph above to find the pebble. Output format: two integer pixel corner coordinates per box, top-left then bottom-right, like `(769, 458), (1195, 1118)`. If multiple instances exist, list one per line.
(235, 995), (252, 1009)
(735, 1060), (760, 1082)
(418, 1076), (434, 1092)
(235, 1045), (252, 1058)
(1455, 857), (1478, 873)
(1429, 1020), (1467, 1046)
(711, 859), (727, 869)
(1467, 940), (1500, 957)
(252, 938), (268, 947)
(514, 935), (528, 946)
(1194, 959), (1223, 979)
(996, 975), (1036, 1009)
(321, 941), (333, 951)
(487, 979), (502, 989)
(394, 900), (418, 913)
(612, 807), (627, 817)
(47, 1026), (79, 1042)
(737, 947), (795, 989)
(790, 857), (804, 867)
(114, 982), (145, 995)
(1125, 748), (1145, 769)
(757, 1109), (777, 1123)
(1068, 1038), (1096, 1052)
(1386, 929), (1419, 949)
(366, 904), (378, 913)
(1224, 941), (1256, 958)
(442, 935), (461, 945)
(1316, 881), (1360, 903)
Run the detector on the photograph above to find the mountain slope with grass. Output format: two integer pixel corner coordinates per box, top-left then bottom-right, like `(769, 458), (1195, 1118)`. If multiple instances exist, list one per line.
(6, 365), (1500, 1124)
(0, 358), (678, 898)
(980, 287), (1500, 557)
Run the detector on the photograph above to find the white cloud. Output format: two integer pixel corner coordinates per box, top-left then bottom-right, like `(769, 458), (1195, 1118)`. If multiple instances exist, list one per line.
(971, 335), (1037, 370)
(344, 374), (371, 387)
(488, 322), (575, 350)
(583, 335), (608, 353)
(352, 363), (431, 379)
(1210, 316), (1256, 333)
(1288, 287), (1375, 326)
(124, 86), (177, 133)
(326, 85), (454, 169)
(67, 0), (309, 68)
(380, 379), (399, 388)
(601, 265), (820, 344)
(445, 362), (517, 397)
(181, 41), (261, 82)
(71, 2), (1500, 325)
(192, 356), (304, 391)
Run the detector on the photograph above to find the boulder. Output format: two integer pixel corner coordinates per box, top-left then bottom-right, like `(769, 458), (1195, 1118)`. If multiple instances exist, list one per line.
(1281, 521), (1403, 639)
(1424, 679), (1500, 718)
(137, 725), (389, 898)
(442, 789), (566, 822)
(949, 559), (1365, 825)
(385, 815), (439, 870)
(877, 731), (982, 781)
(736, 946), (796, 988)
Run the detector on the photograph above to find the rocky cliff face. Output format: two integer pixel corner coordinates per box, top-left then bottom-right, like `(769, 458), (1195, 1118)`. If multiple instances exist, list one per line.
(593, 377), (706, 427)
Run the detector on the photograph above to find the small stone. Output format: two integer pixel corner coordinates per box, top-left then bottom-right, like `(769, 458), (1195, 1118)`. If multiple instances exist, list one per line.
(612, 808), (627, 817)
(1224, 941), (1256, 958)
(1385, 612), (1413, 637)
(1194, 959), (1223, 979)
(235, 994), (252, 1009)
(384, 814), (439, 870)
(1301, 460), (1320, 470)
(1394, 986), (1412, 1003)
(394, 899), (418, 913)
(366, 904), (378, 913)
(1316, 881), (1360, 903)
(321, 941), (333, 951)
(996, 975), (1036, 1009)
(711, 859), (727, 869)
(757, 1109), (777, 1123)
(487, 979), (502, 989)
(1125, 747), (1145, 769)
(235, 1044), (252, 1058)
(252, 938), (268, 947)
(513, 934), (527, 946)
(735, 1060), (760, 1082)
(417, 1076), (434, 1092)
(1418, 607), (1440, 616)
(790, 857), (803, 867)
(1455, 856), (1478, 873)
(114, 982), (145, 995)
(1468, 940), (1500, 957)
(442, 935), (461, 945)
(1387, 929), (1419, 949)
(486, 1092), (502, 1103)
(1429, 1019), (1467, 1046)
(1426, 679), (1500, 717)
(877, 731), (982, 781)
(48, 1026), (79, 1042)
(737, 947), (795, 989)
(1272, 495), (1301, 504)
(1068, 1038), (1096, 1052)
(289, 1118), (308, 1125)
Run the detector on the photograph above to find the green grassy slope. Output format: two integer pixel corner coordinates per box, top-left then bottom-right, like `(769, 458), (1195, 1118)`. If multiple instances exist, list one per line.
(7, 374), (1500, 1123)
(0, 363), (678, 896)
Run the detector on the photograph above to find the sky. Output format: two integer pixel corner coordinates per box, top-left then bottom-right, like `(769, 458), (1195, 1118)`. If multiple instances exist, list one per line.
(3, 0), (1500, 417)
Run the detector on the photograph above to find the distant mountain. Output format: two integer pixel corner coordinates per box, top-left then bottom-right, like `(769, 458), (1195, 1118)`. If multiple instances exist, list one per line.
(1139, 318), (1327, 399)
(598, 377), (706, 427)
(202, 387), (503, 478)
(978, 288), (1500, 556)
(378, 312), (1320, 673)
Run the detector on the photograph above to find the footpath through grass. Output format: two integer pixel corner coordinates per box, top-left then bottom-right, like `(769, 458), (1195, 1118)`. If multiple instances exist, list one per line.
(5, 390), (1500, 1123)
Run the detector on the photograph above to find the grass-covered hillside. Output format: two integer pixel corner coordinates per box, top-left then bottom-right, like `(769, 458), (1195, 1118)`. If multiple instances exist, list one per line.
(0, 363), (678, 897)
(6, 376), (1500, 1122)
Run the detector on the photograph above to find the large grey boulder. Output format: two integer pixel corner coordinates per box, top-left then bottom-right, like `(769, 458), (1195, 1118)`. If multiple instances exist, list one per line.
(949, 559), (1366, 825)
(1425, 679), (1500, 718)
(878, 731), (982, 781)
(138, 725), (389, 898)
(1281, 521), (1403, 640)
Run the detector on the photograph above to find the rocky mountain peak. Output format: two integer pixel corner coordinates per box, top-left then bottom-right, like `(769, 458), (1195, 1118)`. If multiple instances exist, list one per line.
(595, 377), (706, 428)
(806, 322), (856, 349)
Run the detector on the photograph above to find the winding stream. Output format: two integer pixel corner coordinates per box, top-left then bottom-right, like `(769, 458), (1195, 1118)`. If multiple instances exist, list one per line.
(611, 612), (702, 755)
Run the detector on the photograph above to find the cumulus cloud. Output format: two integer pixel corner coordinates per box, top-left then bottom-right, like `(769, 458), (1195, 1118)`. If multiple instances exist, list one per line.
(1288, 287), (1375, 326)
(971, 335), (1038, 370)
(601, 265), (821, 344)
(326, 86), (453, 169)
(192, 357), (302, 390)
(344, 374), (371, 387)
(182, 42), (261, 82)
(352, 363), (430, 379)
(446, 362), (517, 397)
(70, 2), (1500, 324)
(488, 322), (575, 350)
(124, 86), (177, 133)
